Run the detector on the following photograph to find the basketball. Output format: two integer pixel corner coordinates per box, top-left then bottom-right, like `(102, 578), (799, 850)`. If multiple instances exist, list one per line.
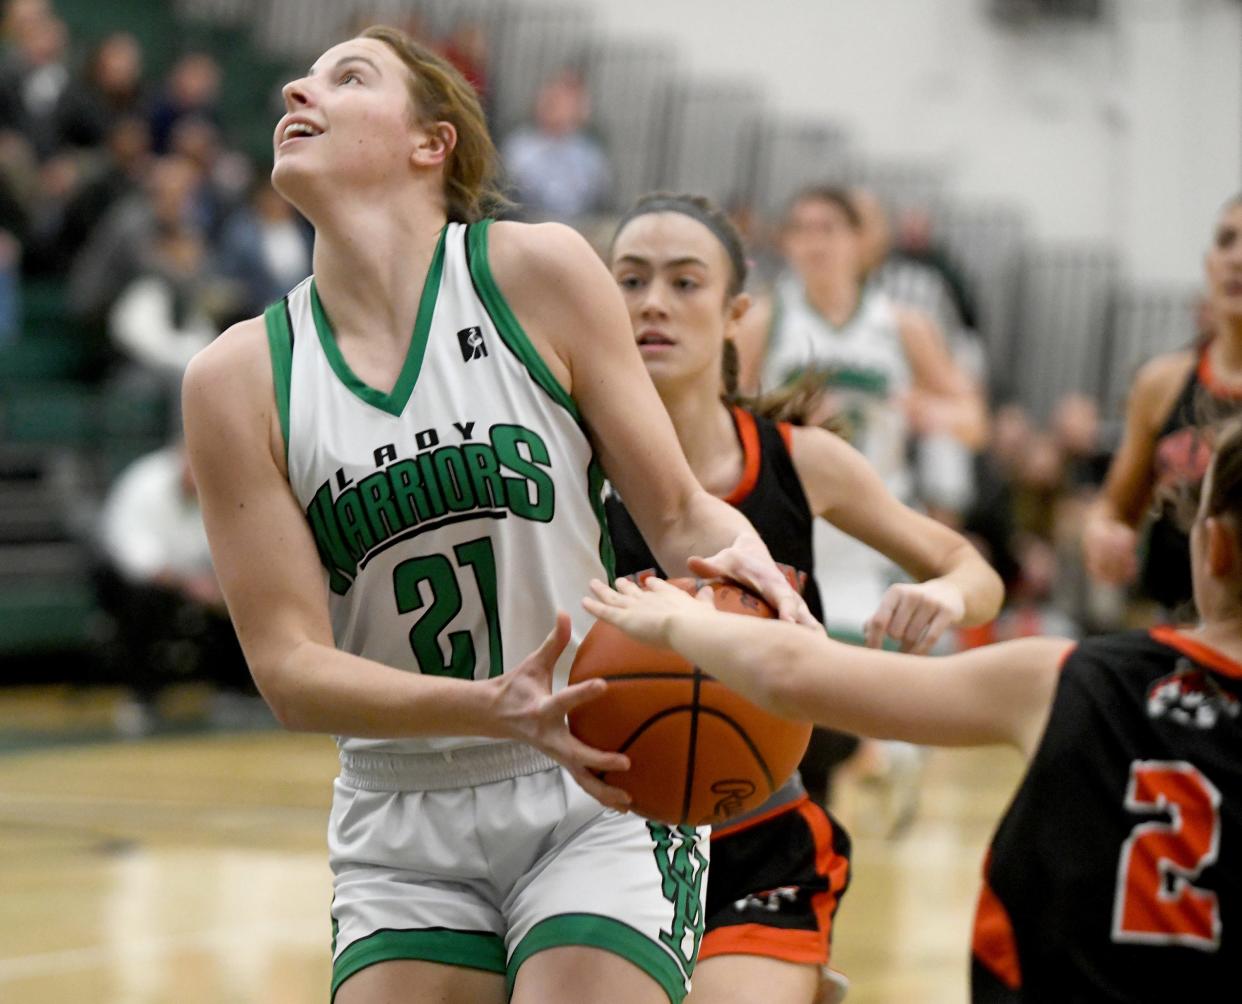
(568, 577), (812, 826)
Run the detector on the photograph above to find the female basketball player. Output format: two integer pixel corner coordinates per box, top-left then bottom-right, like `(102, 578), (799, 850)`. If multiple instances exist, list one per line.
(587, 419), (1242, 1002)
(1083, 194), (1242, 613)
(181, 27), (809, 1004)
(735, 184), (986, 644)
(606, 193), (1003, 1004)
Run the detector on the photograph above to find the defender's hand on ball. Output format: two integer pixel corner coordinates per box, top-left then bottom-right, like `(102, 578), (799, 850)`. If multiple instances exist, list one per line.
(488, 611), (632, 811)
(687, 532), (818, 627)
(583, 576), (715, 648)
(864, 579), (966, 654)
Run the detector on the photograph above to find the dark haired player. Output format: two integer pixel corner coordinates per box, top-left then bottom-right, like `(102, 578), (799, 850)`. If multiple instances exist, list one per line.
(606, 193), (1002, 1003)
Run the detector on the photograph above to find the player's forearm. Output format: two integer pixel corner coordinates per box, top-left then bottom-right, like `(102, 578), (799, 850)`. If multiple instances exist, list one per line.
(648, 488), (767, 577)
(927, 542), (1004, 627)
(255, 640), (506, 739)
(663, 611), (1029, 748)
(664, 612), (822, 721)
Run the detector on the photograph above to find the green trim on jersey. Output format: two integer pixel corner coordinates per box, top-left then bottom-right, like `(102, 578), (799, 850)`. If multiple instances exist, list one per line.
(466, 218), (615, 581)
(263, 299), (294, 463)
(506, 913), (688, 1004)
(309, 226), (448, 417)
(330, 927), (505, 1000)
(465, 220), (580, 422)
(588, 457), (616, 582)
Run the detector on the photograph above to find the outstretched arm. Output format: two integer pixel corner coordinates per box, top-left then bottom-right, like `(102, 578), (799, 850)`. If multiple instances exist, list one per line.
(585, 578), (1069, 756)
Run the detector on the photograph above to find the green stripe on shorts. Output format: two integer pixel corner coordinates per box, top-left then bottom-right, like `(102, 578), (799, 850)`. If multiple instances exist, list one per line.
(507, 913), (688, 1004)
(331, 927), (505, 1000)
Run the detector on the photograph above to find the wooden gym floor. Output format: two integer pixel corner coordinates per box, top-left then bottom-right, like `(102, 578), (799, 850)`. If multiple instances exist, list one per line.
(0, 686), (1023, 1003)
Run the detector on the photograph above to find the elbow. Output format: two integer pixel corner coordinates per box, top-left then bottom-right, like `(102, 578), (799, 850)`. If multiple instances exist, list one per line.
(248, 645), (312, 732)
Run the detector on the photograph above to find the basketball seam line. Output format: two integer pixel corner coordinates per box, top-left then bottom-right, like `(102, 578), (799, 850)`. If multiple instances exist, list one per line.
(682, 667), (702, 822)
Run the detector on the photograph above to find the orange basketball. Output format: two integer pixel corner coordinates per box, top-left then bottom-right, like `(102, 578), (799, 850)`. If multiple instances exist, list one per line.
(568, 577), (812, 826)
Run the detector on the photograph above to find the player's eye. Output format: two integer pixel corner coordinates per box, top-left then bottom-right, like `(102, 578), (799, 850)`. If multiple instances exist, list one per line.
(339, 70), (362, 85)
(617, 274), (644, 290)
(674, 276), (700, 291)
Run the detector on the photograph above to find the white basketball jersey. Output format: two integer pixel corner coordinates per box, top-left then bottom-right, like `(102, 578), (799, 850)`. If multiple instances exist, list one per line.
(265, 221), (612, 755)
(764, 277), (912, 501)
(764, 277), (913, 638)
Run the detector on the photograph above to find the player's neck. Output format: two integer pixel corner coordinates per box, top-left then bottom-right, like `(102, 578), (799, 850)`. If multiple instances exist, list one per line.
(1189, 609), (1242, 663)
(660, 385), (743, 495)
(1211, 315), (1242, 375)
(804, 279), (860, 328)
(310, 195), (447, 346)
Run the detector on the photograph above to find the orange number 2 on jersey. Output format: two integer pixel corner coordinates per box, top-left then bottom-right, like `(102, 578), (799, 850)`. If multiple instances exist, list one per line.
(1112, 760), (1222, 951)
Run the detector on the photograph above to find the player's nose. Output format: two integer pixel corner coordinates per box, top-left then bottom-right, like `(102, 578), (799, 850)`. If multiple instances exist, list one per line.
(281, 75), (315, 111)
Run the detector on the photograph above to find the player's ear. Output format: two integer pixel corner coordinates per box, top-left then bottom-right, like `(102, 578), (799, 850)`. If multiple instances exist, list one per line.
(411, 121), (455, 169)
(1205, 516), (1238, 578)
(727, 292), (752, 326)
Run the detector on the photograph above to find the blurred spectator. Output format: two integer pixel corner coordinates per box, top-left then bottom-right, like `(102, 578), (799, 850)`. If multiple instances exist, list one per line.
(167, 113), (251, 237)
(216, 178), (311, 317)
(1051, 392), (1110, 491)
(0, 7), (69, 158)
(95, 442), (252, 734)
(108, 222), (218, 377)
(1011, 429), (1064, 542)
(0, 225), (17, 342)
(725, 196), (781, 290)
(55, 31), (145, 150)
(501, 69), (611, 222)
(17, 139), (75, 273)
(891, 206), (979, 333)
(68, 153), (200, 324)
(964, 402), (1029, 587)
(148, 52), (220, 155)
(41, 113), (150, 271)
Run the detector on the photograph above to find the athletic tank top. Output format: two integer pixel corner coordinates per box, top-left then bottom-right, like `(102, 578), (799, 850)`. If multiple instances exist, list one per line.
(606, 406), (822, 622)
(605, 407), (819, 822)
(1141, 342), (1242, 612)
(972, 629), (1242, 1002)
(264, 220), (612, 757)
(763, 276), (912, 501)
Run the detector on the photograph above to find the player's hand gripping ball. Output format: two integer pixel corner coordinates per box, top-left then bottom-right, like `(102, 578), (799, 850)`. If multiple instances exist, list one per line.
(569, 577), (812, 825)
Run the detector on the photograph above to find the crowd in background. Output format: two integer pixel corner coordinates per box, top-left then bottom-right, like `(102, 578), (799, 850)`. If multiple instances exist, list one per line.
(0, 0), (1194, 728)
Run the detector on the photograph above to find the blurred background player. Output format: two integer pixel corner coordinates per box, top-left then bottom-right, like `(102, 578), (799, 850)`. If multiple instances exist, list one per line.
(1084, 194), (1242, 620)
(94, 439), (254, 735)
(605, 191), (1002, 1003)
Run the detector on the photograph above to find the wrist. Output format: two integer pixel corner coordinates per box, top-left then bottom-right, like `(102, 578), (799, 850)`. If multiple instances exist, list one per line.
(474, 675), (511, 741)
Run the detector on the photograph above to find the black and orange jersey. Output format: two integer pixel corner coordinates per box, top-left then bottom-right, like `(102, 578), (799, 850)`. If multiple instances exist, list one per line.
(605, 405), (822, 623)
(973, 628), (1242, 1002)
(1142, 344), (1242, 610)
